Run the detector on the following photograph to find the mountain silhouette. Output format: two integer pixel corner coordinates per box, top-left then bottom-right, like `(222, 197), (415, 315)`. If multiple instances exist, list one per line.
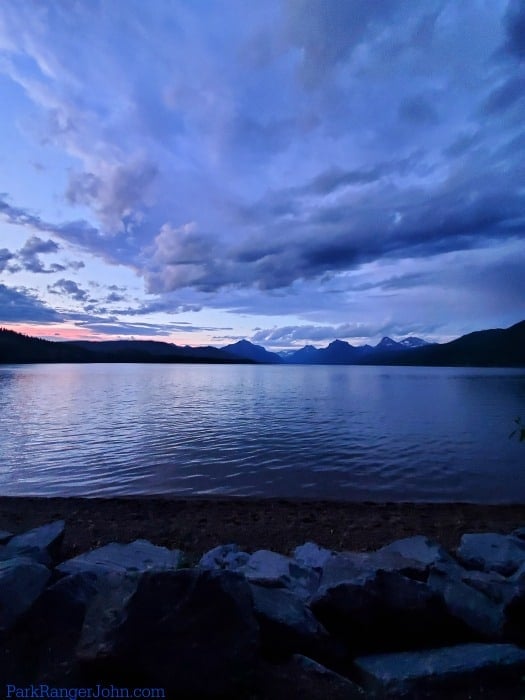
(1, 320), (523, 367)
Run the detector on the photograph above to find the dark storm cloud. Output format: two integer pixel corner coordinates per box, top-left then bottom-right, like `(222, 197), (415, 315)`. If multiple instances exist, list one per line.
(48, 278), (89, 302)
(17, 236), (65, 274)
(0, 284), (62, 323)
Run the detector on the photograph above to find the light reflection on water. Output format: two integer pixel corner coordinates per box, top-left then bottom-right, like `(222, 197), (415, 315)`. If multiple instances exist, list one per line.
(0, 363), (524, 502)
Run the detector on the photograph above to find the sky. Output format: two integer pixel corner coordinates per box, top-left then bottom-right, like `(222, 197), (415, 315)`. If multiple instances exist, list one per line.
(0, 0), (524, 350)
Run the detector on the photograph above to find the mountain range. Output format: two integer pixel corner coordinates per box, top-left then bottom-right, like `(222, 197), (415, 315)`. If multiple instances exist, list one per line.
(1, 320), (524, 367)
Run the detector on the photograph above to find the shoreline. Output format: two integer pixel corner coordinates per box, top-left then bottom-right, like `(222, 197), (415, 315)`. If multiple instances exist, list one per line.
(1, 496), (524, 562)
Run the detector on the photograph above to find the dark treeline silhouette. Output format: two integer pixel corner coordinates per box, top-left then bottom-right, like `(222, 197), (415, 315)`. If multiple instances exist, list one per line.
(1, 319), (524, 366)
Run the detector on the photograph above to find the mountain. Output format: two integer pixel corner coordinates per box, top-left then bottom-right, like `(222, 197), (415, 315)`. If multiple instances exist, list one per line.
(2, 320), (524, 367)
(221, 339), (283, 363)
(66, 339), (240, 363)
(375, 337), (401, 351)
(285, 344), (321, 364)
(399, 337), (429, 349)
(385, 320), (525, 367)
(0, 330), (251, 365)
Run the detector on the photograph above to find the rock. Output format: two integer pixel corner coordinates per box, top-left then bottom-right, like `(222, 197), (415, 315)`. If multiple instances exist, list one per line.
(239, 550), (319, 600)
(429, 559), (525, 644)
(78, 568), (260, 697)
(377, 535), (456, 574)
(353, 643), (525, 698)
(198, 543), (249, 570)
(38, 571), (110, 630)
(0, 530), (13, 544)
(293, 542), (333, 571)
(311, 569), (465, 654)
(57, 539), (184, 576)
(0, 557), (51, 634)
(428, 562), (504, 640)
(5, 520), (65, 562)
(260, 654), (365, 699)
(249, 583), (340, 664)
(512, 526), (525, 540)
(320, 549), (429, 588)
(0, 544), (52, 567)
(457, 533), (525, 576)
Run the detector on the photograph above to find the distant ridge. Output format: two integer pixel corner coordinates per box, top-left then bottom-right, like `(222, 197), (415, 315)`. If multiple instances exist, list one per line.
(221, 339), (283, 363)
(1, 320), (524, 367)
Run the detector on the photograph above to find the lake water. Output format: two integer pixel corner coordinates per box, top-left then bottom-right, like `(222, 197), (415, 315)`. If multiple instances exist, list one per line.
(0, 363), (524, 503)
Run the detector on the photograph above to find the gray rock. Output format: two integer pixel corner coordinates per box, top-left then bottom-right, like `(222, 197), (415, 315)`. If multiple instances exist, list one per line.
(78, 568), (260, 697)
(0, 557), (51, 634)
(57, 539), (184, 576)
(428, 560), (525, 644)
(250, 583), (339, 664)
(377, 535), (456, 572)
(457, 532), (525, 576)
(320, 549), (429, 588)
(293, 542), (333, 571)
(198, 543), (249, 571)
(261, 654), (365, 699)
(512, 526), (525, 541)
(0, 530), (13, 544)
(428, 562), (504, 639)
(353, 643), (525, 698)
(0, 544), (52, 566)
(6, 520), (65, 562)
(239, 549), (320, 600)
(38, 570), (115, 630)
(311, 569), (464, 654)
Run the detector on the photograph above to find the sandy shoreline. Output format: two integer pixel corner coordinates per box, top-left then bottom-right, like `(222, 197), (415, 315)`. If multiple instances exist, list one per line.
(1, 496), (524, 561)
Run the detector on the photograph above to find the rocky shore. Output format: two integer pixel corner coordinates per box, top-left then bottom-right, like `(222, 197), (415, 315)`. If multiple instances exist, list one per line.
(2, 515), (525, 698)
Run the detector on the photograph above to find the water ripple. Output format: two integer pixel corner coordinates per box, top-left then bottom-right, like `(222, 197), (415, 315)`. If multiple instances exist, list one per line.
(1, 363), (525, 502)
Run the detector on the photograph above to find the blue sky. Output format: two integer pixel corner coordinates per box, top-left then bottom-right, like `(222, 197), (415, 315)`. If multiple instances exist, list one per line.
(0, 0), (524, 349)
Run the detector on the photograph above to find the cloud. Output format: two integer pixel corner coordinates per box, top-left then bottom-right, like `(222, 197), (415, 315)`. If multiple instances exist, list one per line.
(283, 0), (404, 86)
(0, 247), (15, 272)
(0, 284), (62, 323)
(48, 278), (89, 302)
(66, 160), (158, 233)
(503, 0), (525, 60)
(17, 235), (65, 273)
(398, 95), (439, 124)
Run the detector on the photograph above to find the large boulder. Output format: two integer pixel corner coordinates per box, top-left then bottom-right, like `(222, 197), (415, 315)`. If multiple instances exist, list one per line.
(198, 543), (249, 571)
(239, 550), (320, 600)
(4, 520), (65, 562)
(77, 568), (260, 697)
(0, 557), (51, 634)
(57, 539), (184, 576)
(310, 569), (465, 654)
(376, 535), (456, 575)
(319, 549), (429, 588)
(293, 542), (333, 571)
(249, 583), (340, 665)
(0, 530), (13, 545)
(457, 533), (525, 577)
(428, 562), (505, 640)
(353, 643), (525, 698)
(260, 654), (365, 699)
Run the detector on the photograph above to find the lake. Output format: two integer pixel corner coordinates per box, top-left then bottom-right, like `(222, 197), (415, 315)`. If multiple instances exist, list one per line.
(0, 363), (524, 503)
